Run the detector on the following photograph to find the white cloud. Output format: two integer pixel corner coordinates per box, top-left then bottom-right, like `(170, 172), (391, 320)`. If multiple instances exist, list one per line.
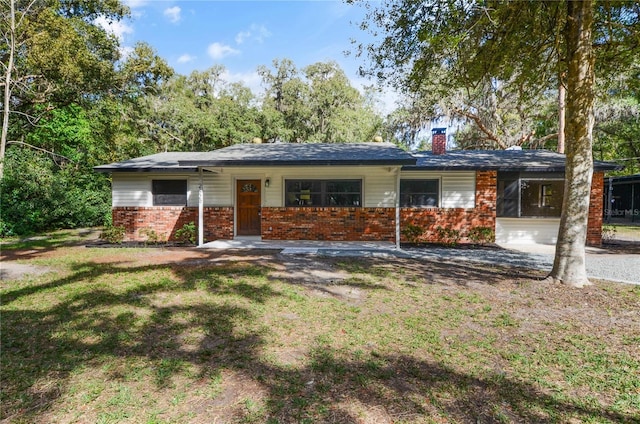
(221, 70), (263, 96)
(235, 24), (271, 44)
(123, 0), (148, 8)
(119, 45), (135, 60)
(94, 16), (133, 42)
(177, 54), (196, 64)
(163, 6), (181, 23)
(122, 0), (147, 17)
(207, 42), (240, 60)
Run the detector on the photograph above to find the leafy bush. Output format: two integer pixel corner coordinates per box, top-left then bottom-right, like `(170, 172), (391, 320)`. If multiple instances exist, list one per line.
(0, 149), (111, 236)
(435, 226), (461, 246)
(139, 228), (166, 244)
(175, 221), (197, 244)
(100, 226), (126, 244)
(402, 224), (424, 243)
(468, 226), (495, 244)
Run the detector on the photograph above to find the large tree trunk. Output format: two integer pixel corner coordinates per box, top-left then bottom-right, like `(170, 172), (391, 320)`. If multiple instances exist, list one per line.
(557, 77), (566, 154)
(1, 0), (16, 180)
(548, 0), (595, 287)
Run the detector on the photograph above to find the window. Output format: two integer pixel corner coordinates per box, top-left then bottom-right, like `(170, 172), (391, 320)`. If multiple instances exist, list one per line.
(520, 180), (564, 217)
(497, 173), (564, 217)
(152, 180), (187, 206)
(285, 179), (361, 207)
(400, 179), (439, 207)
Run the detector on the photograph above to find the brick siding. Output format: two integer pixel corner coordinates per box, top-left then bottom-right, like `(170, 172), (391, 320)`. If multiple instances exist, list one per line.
(261, 207), (396, 241)
(112, 207), (233, 242)
(112, 170), (606, 245)
(400, 170), (497, 243)
(587, 172), (604, 246)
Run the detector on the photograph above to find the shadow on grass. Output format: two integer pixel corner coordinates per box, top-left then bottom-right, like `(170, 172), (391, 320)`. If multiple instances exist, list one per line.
(1, 253), (635, 423)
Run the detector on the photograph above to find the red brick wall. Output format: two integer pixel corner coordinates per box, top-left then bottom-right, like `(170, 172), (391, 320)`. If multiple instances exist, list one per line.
(112, 207), (233, 242)
(400, 171), (497, 243)
(432, 133), (447, 155)
(261, 207), (396, 241)
(587, 172), (604, 246)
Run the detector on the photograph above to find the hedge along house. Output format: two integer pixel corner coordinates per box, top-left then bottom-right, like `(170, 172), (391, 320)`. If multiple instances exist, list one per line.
(95, 132), (620, 247)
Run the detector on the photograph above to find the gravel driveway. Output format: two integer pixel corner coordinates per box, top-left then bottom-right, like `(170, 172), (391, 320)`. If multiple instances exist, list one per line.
(318, 243), (639, 285)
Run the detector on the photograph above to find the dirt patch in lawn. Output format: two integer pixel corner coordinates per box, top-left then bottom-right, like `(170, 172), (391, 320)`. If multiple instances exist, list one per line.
(0, 262), (53, 280)
(2, 242), (639, 423)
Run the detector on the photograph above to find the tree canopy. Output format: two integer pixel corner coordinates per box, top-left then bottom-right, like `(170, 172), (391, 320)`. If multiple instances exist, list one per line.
(354, 0), (640, 286)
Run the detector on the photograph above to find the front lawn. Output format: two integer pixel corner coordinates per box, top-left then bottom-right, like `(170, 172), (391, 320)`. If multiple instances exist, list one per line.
(1, 237), (639, 423)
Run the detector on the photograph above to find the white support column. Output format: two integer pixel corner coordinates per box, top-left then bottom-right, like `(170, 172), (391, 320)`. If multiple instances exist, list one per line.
(395, 167), (401, 249)
(198, 167), (204, 246)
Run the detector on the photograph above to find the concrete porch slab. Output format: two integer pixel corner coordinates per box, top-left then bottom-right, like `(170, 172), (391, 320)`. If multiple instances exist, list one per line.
(199, 239), (398, 251)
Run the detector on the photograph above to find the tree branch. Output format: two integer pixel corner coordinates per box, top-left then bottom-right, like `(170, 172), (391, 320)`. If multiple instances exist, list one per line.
(6, 140), (77, 163)
(452, 107), (507, 149)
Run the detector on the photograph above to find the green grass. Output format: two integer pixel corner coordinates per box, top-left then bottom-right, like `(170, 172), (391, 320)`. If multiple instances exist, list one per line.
(1, 234), (639, 423)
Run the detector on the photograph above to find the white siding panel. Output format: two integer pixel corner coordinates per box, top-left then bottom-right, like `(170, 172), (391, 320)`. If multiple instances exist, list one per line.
(195, 172), (232, 206)
(496, 218), (560, 244)
(442, 172), (475, 208)
(112, 173), (196, 207)
(112, 175), (152, 207)
(112, 166), (401, 208)
(220, 166), (399, 208)
(400, 171), (475, 208)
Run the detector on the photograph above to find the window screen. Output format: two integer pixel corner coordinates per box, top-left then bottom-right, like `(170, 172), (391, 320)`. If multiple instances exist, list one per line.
(285, 180), (361, 207)
(400, 180), (439, 207)
(152, 180), (187, 206)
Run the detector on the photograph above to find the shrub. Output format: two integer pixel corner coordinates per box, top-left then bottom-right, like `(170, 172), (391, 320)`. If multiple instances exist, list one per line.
(402, 224), (424, 243)
(175, 221), (197, 244)
(139, 228), (166, 244)
(0, 149), (111, 235)
(468, 226), (495, 244)
(435, 226), (461, 246)
(100, 225), (125, 244)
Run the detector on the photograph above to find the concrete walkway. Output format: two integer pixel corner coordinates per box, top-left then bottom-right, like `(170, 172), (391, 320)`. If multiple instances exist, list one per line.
(199, 239), (639, 284)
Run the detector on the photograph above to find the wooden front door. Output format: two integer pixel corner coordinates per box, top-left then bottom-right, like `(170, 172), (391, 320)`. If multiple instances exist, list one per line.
(236, 180), (261, 236)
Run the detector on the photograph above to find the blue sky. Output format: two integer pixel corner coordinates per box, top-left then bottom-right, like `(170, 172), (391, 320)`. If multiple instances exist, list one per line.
(98, 0), (387, 106)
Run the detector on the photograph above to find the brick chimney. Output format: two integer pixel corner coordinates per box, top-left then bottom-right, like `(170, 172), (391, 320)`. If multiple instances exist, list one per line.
(431, 128), (447, 155)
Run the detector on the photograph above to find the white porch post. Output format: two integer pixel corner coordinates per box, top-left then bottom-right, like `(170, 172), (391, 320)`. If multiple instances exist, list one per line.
(198, 167), (204, 246)
(395, 166), (401, 249)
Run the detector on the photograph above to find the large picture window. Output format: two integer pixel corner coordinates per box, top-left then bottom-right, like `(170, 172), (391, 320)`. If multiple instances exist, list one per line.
(152, 180), (187, 206)
(400, 179), (439, 207)
(285, 179), (361, 207)
(497, 173), (564, 217)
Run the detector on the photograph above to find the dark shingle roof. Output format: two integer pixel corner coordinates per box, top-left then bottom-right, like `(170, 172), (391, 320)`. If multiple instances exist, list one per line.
(94, 145), (622, 173)
(94, 152), (202, 172)
(177, 143), (416, 167)
(403, 150), (622, 172)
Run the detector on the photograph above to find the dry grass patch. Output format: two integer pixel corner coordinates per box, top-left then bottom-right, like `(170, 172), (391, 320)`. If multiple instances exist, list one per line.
(1, 239), (639, 423)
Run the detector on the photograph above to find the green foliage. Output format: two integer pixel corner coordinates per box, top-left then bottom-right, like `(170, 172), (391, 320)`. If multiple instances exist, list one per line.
(467, 227), (496, 245)
(100, 225), (125, 244)
(174, 222), (197, 244)
(435, 226), (461, 246)
(139, 228), (166, 244)
(0, 149), (111, 236)
(401, 224), (424, 243)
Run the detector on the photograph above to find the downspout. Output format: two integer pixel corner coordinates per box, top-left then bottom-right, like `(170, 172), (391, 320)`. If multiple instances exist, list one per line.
(395, 166), (401, 250)
(198, 167), (204, 246)
(606, 177), (612, 224)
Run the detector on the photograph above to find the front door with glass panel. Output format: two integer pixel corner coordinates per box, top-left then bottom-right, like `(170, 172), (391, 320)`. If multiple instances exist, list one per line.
(236, 180), (261, 236)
